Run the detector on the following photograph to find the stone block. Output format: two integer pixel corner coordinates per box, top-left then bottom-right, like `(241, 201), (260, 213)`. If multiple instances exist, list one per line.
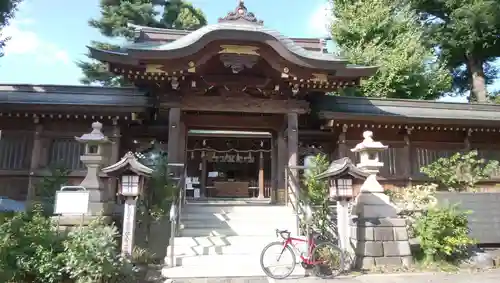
(375, 256), (403, 266)
(357, 227), (375, 241)
(357, 241), (383, 257)
(52, 215), (112, 227)
(88, 202), (114, 215)
(350, 225), (357, 239)
(383, 241), (411, 257)
(374, 227), (394, 241)
(379, 218), (407, 227)
(355, 256), (375, 270)
(394, 227), (409, 241)
(402, 256), (414, 267)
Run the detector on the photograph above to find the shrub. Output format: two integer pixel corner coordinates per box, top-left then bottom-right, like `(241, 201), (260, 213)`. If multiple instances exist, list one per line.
(387, 183), (438, 237)
(0, 206), (137, 283)
(414, 205), (475, 262)
(420, 150), (499, 192)
(62, 218), (137, 283)
(0, 204), (66, 283)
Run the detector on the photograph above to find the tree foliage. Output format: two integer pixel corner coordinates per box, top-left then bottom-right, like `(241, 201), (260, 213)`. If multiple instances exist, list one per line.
(410, 0), (500, 102)
(78, 0), (207, 86)
(0, 0), (22, 58)
(330, 0), (452, 100)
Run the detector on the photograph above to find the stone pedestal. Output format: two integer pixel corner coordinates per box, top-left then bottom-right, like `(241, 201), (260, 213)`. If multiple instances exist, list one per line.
(350, 217), (412, 269)
(350, 131), (412, 269)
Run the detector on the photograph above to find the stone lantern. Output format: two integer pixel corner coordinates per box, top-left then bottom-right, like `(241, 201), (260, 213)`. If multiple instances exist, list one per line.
(102, 152), (153, 257)
(75, 121), (112, 216)
(316, 157), (368, 253)
(349, 131), (412, 269)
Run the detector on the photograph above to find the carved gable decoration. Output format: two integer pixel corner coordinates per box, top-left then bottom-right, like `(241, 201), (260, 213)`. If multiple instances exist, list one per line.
(218, 0), (264, 26)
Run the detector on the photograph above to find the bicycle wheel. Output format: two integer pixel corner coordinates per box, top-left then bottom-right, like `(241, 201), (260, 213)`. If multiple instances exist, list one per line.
(311, 242), (344, 278)
(260, 241), (296, 279)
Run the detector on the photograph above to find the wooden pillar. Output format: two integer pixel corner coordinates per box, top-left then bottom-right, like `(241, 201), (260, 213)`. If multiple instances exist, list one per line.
(270, 132), (277, 203)
(178, 120), (187, 165)
(464, 129), (472, 150)
(27, 117), (43, 201)
(200, 157), (207, 197)
(108, 118), (121, 200)
(277, 129), (287, 204)
(403, 128), (413, 187)
(167, 108), (181, 175)
(287, 113), (299, 207)
(337, 124), (349, 158)
(258, 152), (265, 199)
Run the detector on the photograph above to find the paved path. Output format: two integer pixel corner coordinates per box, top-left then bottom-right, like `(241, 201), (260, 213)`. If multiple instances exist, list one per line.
(164, 269), (500, 283)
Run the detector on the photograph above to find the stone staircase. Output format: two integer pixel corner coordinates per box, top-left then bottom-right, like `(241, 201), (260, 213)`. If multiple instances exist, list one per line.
(161, 199), (304, 278)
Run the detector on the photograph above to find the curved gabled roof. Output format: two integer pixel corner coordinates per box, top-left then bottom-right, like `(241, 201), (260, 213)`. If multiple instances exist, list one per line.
(88, 1), (377, 76)
(124, 22), (347, 63)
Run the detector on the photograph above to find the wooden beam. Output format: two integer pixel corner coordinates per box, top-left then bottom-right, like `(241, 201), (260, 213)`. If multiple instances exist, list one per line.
(175, 96), (309, 114)
(184, 114), (283, 130)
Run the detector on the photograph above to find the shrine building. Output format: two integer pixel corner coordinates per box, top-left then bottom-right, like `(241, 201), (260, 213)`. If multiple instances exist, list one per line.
(1, 1), (500, 204)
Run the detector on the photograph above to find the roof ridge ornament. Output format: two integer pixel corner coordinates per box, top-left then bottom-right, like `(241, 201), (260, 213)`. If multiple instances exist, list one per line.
(218, 0), (264, 26)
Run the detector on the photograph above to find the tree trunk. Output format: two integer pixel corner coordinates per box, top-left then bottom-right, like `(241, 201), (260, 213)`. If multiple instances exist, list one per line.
(468, 56), (488, 103)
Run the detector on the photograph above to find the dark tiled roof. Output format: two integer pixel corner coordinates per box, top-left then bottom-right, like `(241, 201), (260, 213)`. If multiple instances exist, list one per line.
(0, 84), (149, 110)
(315, 95), (500, 124)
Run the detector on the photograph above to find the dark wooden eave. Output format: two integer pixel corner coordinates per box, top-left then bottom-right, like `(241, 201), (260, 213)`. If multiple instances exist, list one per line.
(0, 84), (150, 113)
(315, 95), (500, 126)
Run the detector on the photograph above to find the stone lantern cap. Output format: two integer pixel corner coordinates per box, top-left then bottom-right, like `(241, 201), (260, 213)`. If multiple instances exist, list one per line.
(75, 121), (111, 144)
(351, 131), (387, 153)
(102, 152), (154, 177)
(316, 157), (369, 180)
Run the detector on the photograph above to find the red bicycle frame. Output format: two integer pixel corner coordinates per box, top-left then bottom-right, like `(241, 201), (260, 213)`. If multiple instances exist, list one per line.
(277, 230), (322, 265)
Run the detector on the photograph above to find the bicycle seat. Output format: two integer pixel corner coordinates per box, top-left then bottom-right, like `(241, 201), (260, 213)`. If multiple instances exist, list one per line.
(276, 229), (289, 234)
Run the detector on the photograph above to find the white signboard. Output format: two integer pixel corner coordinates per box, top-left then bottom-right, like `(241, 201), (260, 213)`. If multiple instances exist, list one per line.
(121, 198), (137, 256)
(54, 187), (89, 215)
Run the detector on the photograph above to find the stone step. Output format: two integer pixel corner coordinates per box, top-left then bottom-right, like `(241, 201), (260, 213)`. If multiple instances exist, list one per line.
(181, 212), (298, 221)
(162, 254), (307, 278)
(171, 235), (303, 248)
(182, 204), (293, 214)
(167, 238), (308, 257)
(179, 226), (284, 237)
(180, 218), (296, 229)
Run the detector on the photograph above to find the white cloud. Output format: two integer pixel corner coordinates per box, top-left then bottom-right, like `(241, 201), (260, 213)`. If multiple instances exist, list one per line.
(1, 18), (70, 65)
(308, 2), (334, 37)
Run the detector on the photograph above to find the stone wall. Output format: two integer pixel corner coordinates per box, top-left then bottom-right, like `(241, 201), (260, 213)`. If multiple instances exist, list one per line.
(436, 192), (500, 244)
(350, 217), (412, 269)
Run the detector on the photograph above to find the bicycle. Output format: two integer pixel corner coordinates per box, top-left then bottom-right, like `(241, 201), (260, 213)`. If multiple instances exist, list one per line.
(260, 228), (344, 279)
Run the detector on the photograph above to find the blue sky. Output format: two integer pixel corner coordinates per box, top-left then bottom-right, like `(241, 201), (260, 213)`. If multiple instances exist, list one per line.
(0, 0), (332, 85)
(0, 0), (497, 103)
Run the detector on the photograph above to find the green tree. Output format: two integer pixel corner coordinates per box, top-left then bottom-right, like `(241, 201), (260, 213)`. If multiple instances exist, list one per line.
(77, 0), (207, 86)
(0, 0), (22, 58)
(330, 0), (452, 100)
(410, 0), (500, 102)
